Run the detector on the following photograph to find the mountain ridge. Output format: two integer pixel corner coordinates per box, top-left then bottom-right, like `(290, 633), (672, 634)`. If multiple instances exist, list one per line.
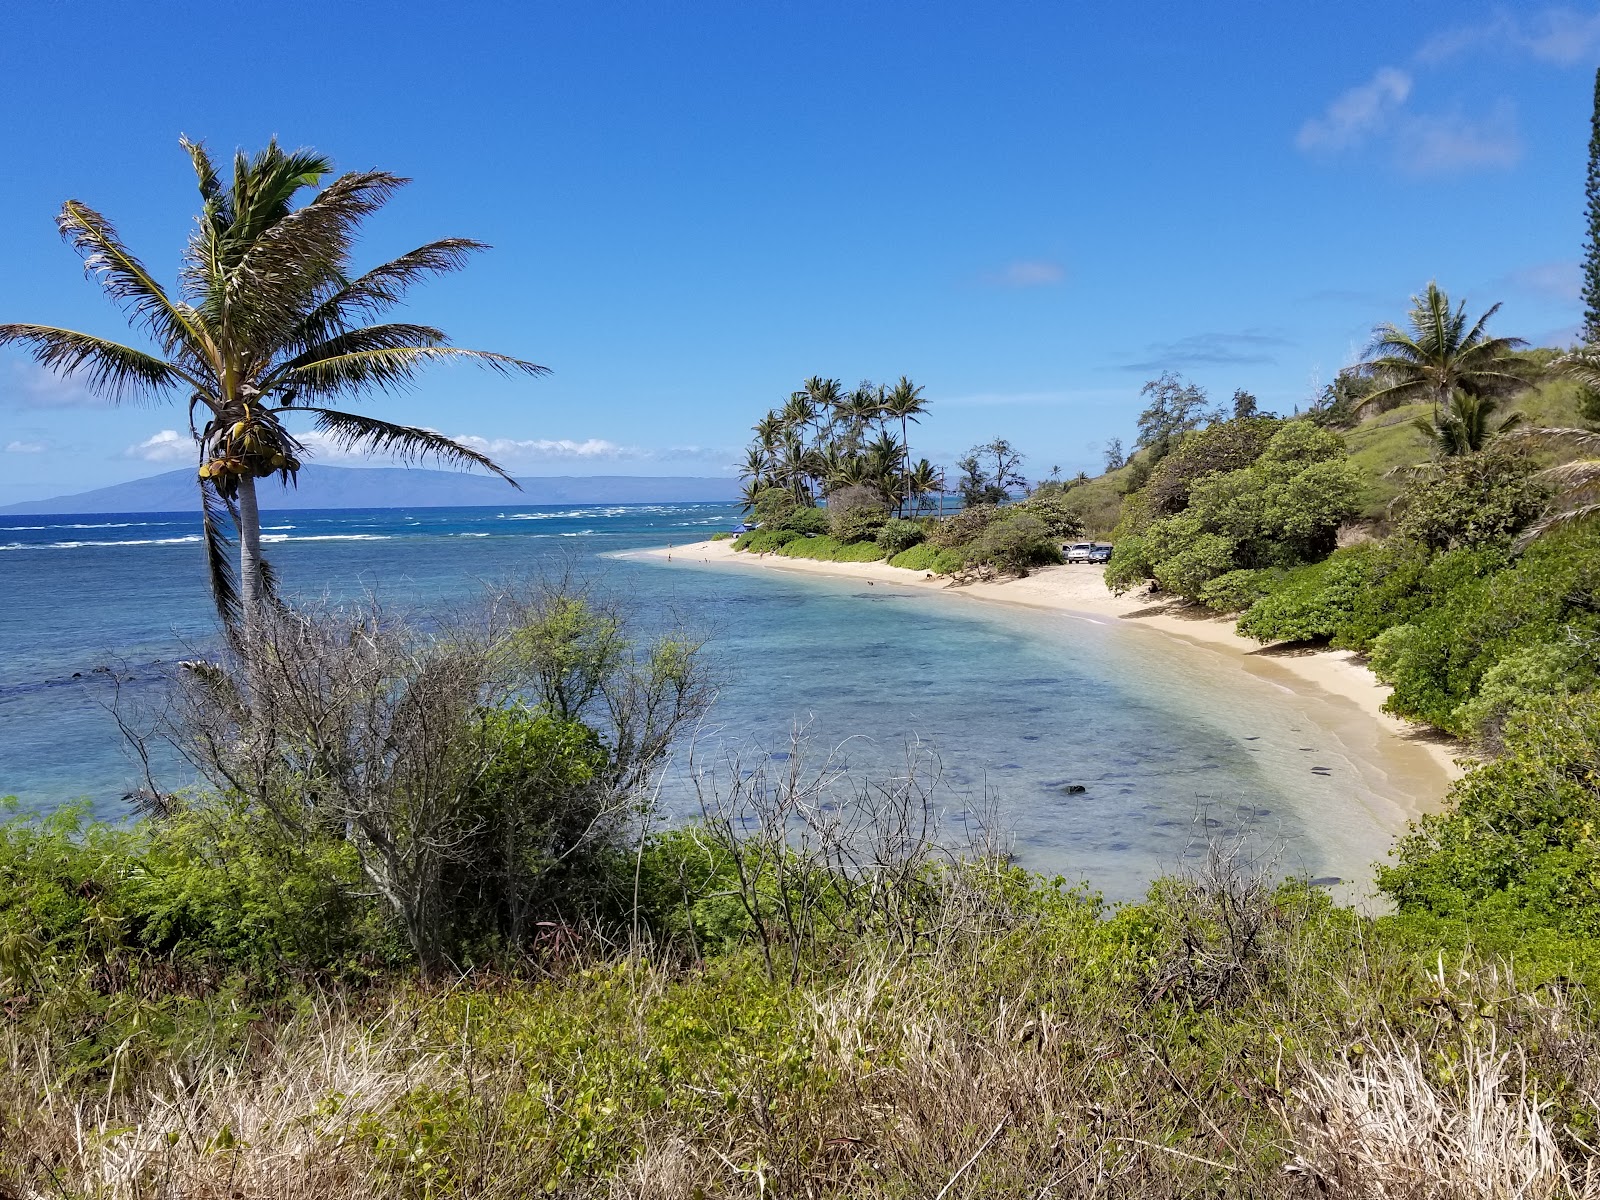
(0, 465), (742, 515)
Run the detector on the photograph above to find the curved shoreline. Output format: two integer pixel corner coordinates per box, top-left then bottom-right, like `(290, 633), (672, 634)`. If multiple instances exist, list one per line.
(633, 539), (1466, 827)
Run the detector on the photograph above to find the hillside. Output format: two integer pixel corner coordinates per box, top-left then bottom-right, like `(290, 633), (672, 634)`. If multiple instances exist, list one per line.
(0, 466), (742, 515)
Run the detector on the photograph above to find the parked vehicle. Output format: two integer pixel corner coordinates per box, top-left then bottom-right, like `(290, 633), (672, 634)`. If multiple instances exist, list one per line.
(1065, 541), (1113, 564)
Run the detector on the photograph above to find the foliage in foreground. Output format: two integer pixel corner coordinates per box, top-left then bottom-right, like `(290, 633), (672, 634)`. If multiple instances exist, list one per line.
(6, 794), (1600, 1197)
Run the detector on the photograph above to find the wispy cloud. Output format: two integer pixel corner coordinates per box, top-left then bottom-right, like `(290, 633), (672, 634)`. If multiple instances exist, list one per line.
(982, 259), (1066, 289)
(2, 361), (108, 409)
(1418, 7), (1600, 66)
(124, 430), (192, 463)
(5, 440), (46, 454)
(1296, 68), (1412, 153)
(1494, 260), (1583, 303)
(1297, 67), (1519, 176)
(1115, 332), (1292, 373)
(455, 436), (629, 460)
(1396, 103), (1521, 175)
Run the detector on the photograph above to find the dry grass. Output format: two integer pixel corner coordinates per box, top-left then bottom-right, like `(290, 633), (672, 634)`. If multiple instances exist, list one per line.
(7, 888), (1600, 1197)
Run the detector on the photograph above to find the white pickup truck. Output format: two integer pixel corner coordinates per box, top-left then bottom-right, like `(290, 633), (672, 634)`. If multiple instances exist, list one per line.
(1065, 541), (1113, 564)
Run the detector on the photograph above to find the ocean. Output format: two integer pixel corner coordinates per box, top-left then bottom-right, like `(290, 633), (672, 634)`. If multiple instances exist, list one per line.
(1, 501), (1411, 901)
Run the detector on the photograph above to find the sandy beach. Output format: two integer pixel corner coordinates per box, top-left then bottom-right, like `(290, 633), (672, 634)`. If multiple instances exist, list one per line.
(638, 538), (1467, 828)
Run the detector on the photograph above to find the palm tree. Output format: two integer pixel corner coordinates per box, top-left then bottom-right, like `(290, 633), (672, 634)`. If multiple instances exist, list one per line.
(882, 376), (928, 461)
(1357, 283), (1533, 421)
(904, 458), (942, 515)
(0, 139), (544, 628)
(1414, 390), (1524, 457)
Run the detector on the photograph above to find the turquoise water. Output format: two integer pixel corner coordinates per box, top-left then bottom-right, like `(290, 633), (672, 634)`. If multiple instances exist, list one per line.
(0, 502), (1418, 900)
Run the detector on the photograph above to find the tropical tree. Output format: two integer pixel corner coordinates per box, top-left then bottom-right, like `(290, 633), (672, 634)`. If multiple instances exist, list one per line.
(882, 376), (928, 460)
(0, 139), (543, 628)
(1356, 283), (1533, 420)
(1413, 390), (1524, 457)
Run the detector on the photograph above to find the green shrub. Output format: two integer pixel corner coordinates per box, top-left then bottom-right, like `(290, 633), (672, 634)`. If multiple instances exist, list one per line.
(1104, 533), (1155, 594)
(1236, 547), (1380, 642)
(826, 484), (889, 542)
(734, 528), (799, 553)
(0, 796), (396, 981)
(775, 535), (885, 563)
(781, 505), (831, 536)
(710, 531), (734, 541)
(889, 543), (964, 573)
(1451, 642), (1600, 751)
(876, 518), (925, 555)
(1381, 693), (1600, 940)
(751, 487), (797, 528)
(966, 512), (1061, 576)
(925, 504), (997, 549)
(1014, 490), (1087, 539)
(1197, 568), (1280, 614)
(1389, 447), (1550, 551)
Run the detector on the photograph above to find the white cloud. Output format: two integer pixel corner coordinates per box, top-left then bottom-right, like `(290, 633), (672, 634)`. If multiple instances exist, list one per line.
(454, 436), (630, 460)
(984, 260), (1066, 288)
(1296, 67), (1412, 153)
(2, 360), (107, 409)
(1418, 8), (1600, 66)
(4, 440), (45, 453)
(125, 430), (193, 463)
(1297, 67), (1519, 177)
(1397, 104), (1522, 175)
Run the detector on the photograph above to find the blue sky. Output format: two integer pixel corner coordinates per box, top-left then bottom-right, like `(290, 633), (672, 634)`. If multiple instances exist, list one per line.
(2, 1), (1597, 503)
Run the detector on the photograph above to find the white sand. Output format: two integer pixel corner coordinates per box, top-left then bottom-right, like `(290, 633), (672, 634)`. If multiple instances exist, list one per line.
(638, 538), (1466, 829)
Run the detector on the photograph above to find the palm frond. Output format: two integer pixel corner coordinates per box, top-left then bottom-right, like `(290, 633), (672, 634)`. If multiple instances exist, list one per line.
(283, 239), (490, 351)
(265, 323), (450, 391)
(1517, 502), (1600, 547)
(57, 201), (205, 356)
(275, 345), (547, 399)
(1539, 460), (1600, 488)
(1503, 426), (1600, 453)
(1555, 350), (1600, 391)
(297, 407), (521, 485)
(0, 324), (192, 403)
(199, 475), (242, 629)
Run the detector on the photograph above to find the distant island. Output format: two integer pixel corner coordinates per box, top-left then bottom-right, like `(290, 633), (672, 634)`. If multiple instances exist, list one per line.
(0, 465), (742, 515)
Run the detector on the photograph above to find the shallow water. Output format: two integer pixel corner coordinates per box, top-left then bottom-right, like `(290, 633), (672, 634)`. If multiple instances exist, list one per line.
(1, 502), (1411, 901)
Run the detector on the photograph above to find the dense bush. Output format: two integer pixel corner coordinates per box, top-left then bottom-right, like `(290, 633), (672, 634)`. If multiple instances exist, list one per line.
(1196, 567), (1282, 614)
(1389, 447), (1549, 550)
(1012, 490), (1087, 539)
(734, 527), (799, 553)
(1381, 693), (1600, 945)
(0, 797), (395, 980)
(875, 517), (925, 555)
(1362, 524), (1600, 731)
(1235, 546), (1384, 642)
(1143, 416), (1282, 516)
(710, 530), (734, 541)
(781, 504), (831, 536)
(965, 512), (1062, 576)
(750, 486), (797, 528)
(925, 504), (998, 548)
(1110, 420), (1362, 602)
(889, 543), (966, 573)
(827, 484), (890, 542)
(775, 535), (886, 562)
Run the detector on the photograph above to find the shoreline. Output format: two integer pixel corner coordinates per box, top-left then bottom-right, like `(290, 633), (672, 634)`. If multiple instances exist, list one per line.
(634, 538), (1467, 824)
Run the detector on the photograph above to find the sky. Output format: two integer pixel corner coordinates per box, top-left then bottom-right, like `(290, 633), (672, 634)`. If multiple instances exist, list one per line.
(1, 1), (1598, 504)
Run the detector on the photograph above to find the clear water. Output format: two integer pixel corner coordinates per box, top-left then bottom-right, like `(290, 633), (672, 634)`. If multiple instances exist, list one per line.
(0, 502), (1416, 901)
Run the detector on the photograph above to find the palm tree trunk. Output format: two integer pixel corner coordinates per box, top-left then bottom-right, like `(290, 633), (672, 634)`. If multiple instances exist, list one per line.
(237, 473), (264, 623)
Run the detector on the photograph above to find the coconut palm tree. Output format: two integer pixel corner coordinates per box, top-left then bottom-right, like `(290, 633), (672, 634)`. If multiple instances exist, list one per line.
(1356, 283), (1534, 421)
(1414, 390), (1524, 457)
(882, 376), (928, 461)
(0, 139), (544, 628)
(904, 458), (942, 516)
